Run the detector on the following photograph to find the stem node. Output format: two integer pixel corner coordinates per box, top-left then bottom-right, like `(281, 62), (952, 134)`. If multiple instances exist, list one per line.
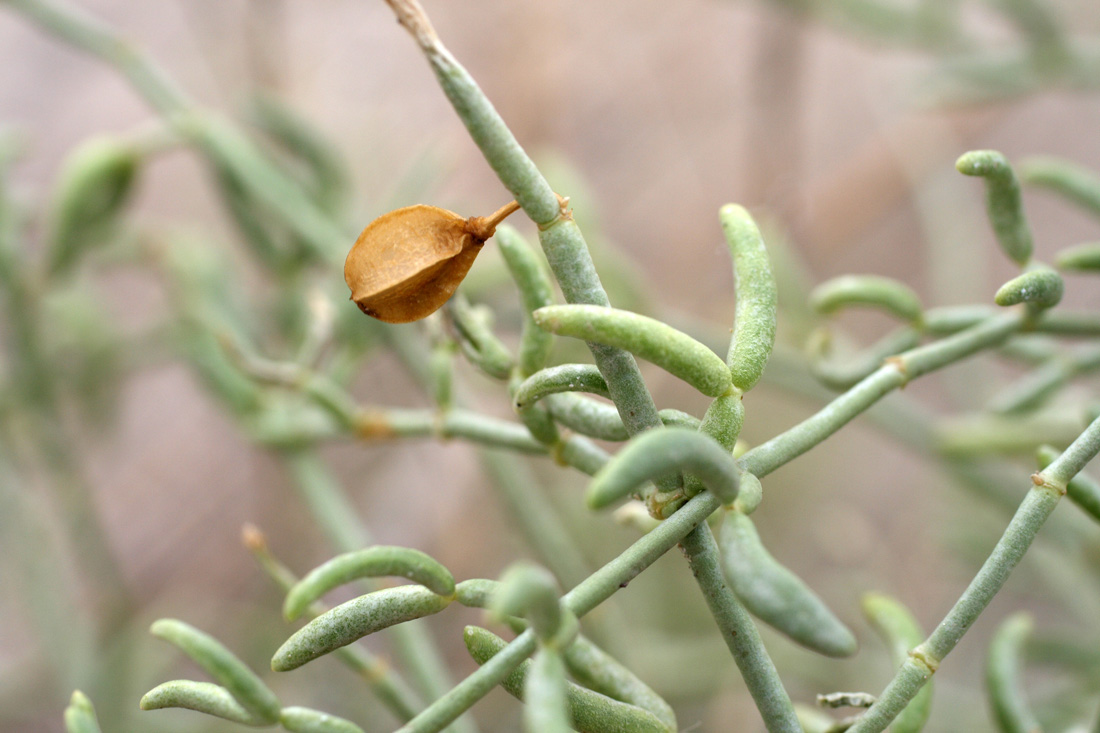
(1030, 472), (1067, 495)
(908, 645), (940, 675)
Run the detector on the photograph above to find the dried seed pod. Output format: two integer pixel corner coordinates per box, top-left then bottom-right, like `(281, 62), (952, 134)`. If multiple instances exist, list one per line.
(344, 200), (519, 323)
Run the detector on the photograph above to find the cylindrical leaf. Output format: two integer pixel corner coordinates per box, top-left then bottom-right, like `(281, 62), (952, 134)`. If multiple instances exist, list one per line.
(587, 427), (740, 509)
(515, 398), (560, 445)
(957, 150), (1033, 266)
(513, 364), (610, 409)
(139, 680), (266, 726)
(717, 512), (857, 657)
(809, 275), (924, 325)
(525, 649), (573, 733)
(683, 393), (744, 498)
(545, 395), (704, 443)
(545, 393), (629, 442)
(1021, 156), (1100, 219)
(810, 326), (922, 392)
(272, 586), (452, 671)
(497, 224), (556, 377)
(987, 614), (1040, 733)
(491, 562), (563, 641)
(150, 619), (280, 724)
(561, 636), (677, 732)
(657, 408), (702, 430)
(463, 626), (671, 733)
(46, 137), (139, 278)
(1055, 241), (1100, 272)
(284, 546), (455, 621)
(533, 305), (733, 397)
(280, 706), (366, 733)
(429, 340), (455, 410)
(449, 295), (514, 379)
(720, 204), (777, 391)
(64, 691), (102, 733)
(732, 471), (763, 515)
(994, 267), (1064, 309)
(861, 593), (932, 733)
(454, 578), (501, 609)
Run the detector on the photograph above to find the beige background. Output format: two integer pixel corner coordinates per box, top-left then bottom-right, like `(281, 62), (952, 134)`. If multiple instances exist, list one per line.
(2, 1), (1099, 730)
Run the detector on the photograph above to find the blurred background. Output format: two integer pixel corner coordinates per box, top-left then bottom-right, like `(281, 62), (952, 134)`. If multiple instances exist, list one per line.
(1, 0), (1100, 730)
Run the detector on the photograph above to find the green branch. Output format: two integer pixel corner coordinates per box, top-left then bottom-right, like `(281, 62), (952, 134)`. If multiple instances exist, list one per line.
(848, 414), (1100, 733)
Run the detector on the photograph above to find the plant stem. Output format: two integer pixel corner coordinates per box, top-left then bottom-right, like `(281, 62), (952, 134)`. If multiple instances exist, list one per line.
(379, 0), (675, 492)
(989, 344), (1100, 414)
(1031, 310), (1100, 337)
(744, 363), (907, 476)
(284, 451), (369, 552)
(679, 524), (801, 733)
(848, 414), (1100, 733)
(0, 208), (132, 632)
(1, 0), (190, 115)
(396, 629), (538, 733)
(4, 0), (346, 264)
(395, 309), (1038, 731)
(0, 454), (93, 694)
(478, 450), (591, 589)
(395, 489), (724, 733)
(743, 312), (1023, 477)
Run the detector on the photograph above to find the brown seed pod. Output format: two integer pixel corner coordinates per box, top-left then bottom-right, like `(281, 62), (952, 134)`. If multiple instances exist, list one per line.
(344, 200), (519, 323)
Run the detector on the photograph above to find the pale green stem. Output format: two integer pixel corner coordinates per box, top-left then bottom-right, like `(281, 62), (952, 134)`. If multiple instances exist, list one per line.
(246, 361), (549, 455)
(936, 410), (1086, 457)
(1, 0), (190, 115)
(5, 0), (345, 263)
(744, 364), (906, 475)
(284, 451), (367, 553)
(761, 343), (937, 453)
(0, 456), (93, 693)
(679, 524), (800, 733)
(848, 414), (1100, 733)
(744, 312), (1023, 475)
(397, 309), (1036, 732)
(235, 340), (552, 456)
(379, 0), (675, 493)
(478, 450), (592, 589)
(0, 198), (132, 633)
(989, 344), (1100, 414)
(1031, 310), (1100, 337)
(924, 305), (1100, 339)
